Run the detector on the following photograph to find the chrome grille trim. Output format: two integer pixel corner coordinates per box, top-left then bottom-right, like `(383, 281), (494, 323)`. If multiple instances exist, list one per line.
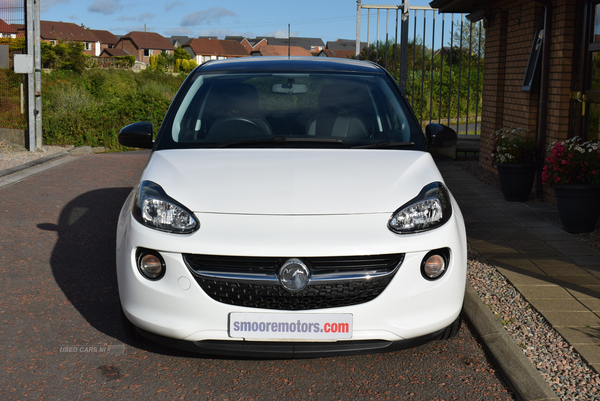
(188, 271), (276, 285)
(187, 266), (402, 285)
(182, 253), (404, 310)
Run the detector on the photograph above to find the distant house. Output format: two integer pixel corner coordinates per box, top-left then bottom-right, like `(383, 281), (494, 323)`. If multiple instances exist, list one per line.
(0, 19), (24, 38)
(254, 37), (325, 53)
(251, 45), (312, 57)
(317, 49), (355, 59)
(0, 19), (15, 38)
(39, 21), (99, 55)
(246, 38), (268, 52)
(225, 36), (324, 53)
(326, 39), (367, 52)
(183, 38), (249, 64)
(89, 29), (118, 56)
(100, 48), (132, 58)
(169, 36), (191, 48)
(307, 37), (326, 53)
(115, 31), (175, 64)
(226, 36), (268, 53)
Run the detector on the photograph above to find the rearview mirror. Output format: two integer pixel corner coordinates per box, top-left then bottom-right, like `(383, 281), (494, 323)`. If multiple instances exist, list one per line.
(271, 83), (308, 94)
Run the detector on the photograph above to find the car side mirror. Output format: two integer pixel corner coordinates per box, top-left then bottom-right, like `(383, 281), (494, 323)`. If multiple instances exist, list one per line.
(119, 122), (154, 149)
(426, 123), (457, 148)
(426, 123), (457, 159)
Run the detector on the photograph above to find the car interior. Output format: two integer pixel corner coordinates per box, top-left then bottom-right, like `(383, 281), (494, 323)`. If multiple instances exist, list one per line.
(170, 74), (413, 145)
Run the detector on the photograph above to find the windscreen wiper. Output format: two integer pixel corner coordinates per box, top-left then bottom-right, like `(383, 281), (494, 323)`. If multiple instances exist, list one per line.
(352, 141), (415, 149)
(214, 136), (345, 148)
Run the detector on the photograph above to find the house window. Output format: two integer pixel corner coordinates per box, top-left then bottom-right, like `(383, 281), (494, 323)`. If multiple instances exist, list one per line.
(50, 40), (56, 46)
(144, 49), (153, 57)
(84, 42), (92, 51)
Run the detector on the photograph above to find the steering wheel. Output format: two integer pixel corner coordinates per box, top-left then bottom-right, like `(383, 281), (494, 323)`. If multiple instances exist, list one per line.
(206, 117), (271, 140)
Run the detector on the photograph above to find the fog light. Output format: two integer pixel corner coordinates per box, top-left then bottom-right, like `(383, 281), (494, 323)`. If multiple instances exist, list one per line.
(421, 249), (449, 280)
(137, 250), (165, 280)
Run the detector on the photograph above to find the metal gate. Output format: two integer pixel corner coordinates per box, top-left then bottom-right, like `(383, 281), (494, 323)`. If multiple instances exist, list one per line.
(357, 3), (484, 138)
(0, 0), (25, 130)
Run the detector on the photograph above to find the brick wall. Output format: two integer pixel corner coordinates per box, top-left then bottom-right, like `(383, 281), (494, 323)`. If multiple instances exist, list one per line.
(480, 0), (542, 171)
(479, 0), (578, 201)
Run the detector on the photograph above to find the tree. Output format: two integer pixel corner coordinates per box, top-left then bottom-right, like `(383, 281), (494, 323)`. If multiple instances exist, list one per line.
(41, 40), (86, 73)
(448, 20), (485, 58)
(41, 41), (57, 69)
(157, 51), (171, 71)
(358, 37), (434, 78)
(176, 59), (197, 73)
(174, 46), (191, 61)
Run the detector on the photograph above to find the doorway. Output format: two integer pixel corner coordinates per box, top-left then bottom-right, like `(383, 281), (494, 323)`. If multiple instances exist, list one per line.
(572, 0), (600, 141)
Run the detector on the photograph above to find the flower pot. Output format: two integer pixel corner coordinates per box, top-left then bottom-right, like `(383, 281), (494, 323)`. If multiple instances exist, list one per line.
(495, 163), (537, 202)
(553, 185), (600, 233)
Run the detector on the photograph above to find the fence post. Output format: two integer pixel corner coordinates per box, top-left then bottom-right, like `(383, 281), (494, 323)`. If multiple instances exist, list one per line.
(356, 0), (361, 58)
(34, 0), (42, 149)
(400, 1), (409, 94)
(25, 0), (34, 151)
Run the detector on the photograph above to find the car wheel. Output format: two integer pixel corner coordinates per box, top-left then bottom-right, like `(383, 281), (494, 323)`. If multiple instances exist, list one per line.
(120, 305), (144, 344)
(439, 313), (462, 340)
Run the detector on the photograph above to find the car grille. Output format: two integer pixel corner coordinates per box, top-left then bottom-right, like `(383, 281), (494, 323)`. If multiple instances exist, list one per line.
(183, 254), (404, 310)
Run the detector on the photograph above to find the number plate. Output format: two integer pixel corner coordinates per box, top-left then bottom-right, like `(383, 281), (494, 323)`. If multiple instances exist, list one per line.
(229, 313), (353, 340)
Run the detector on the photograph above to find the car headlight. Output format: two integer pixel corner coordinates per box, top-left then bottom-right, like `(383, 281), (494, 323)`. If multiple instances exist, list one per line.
(133, 181), (199, 234)
(388, 182), (452, 234)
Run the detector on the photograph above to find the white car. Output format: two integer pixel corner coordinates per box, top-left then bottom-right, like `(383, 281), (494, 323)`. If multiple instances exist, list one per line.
(116, 57), (466, 357)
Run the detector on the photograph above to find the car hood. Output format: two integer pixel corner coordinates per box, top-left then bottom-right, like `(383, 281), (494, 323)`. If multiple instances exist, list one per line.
(141, 149), (444, 215)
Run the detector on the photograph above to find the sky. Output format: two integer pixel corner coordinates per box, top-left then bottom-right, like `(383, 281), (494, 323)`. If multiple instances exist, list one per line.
(39, 0), (438, 44)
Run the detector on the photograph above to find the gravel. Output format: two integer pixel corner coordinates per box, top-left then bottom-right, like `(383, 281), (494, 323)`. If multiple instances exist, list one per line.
(459, 160), (600, 400)
(0, 142), (73, 171)
(468, 245), (600, 400)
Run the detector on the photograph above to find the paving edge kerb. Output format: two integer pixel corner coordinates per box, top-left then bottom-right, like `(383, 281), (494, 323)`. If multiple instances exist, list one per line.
(0, 146), (93, 179)
(464, 284), (559, 401)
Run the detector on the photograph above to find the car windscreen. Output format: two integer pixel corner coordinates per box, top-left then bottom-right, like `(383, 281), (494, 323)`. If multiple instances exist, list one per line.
(156, 72), (425, 150)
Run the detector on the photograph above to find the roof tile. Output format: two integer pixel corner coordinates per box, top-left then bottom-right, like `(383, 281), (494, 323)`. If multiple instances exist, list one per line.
(185, 38), (249, 57)
(89, 29), (118, 45)
(120, 31), (175, 50)
(40, 21), (98, 42)
(256, 45), (312, 57)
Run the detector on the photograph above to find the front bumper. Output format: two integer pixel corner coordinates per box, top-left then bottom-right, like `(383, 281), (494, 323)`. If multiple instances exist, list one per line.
(116, 190), (467, 352)
(135, 326), (448, 358)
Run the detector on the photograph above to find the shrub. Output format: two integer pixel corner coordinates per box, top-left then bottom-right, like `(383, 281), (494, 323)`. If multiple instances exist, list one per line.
(42, 69), (186, 149)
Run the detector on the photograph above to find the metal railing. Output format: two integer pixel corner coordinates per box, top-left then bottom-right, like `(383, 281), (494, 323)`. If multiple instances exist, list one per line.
(357, 3), (484, 139)
(0, 0), (25, 131)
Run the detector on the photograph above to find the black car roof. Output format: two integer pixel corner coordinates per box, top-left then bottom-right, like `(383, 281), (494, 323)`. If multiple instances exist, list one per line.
(197, 56), (385, 74)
